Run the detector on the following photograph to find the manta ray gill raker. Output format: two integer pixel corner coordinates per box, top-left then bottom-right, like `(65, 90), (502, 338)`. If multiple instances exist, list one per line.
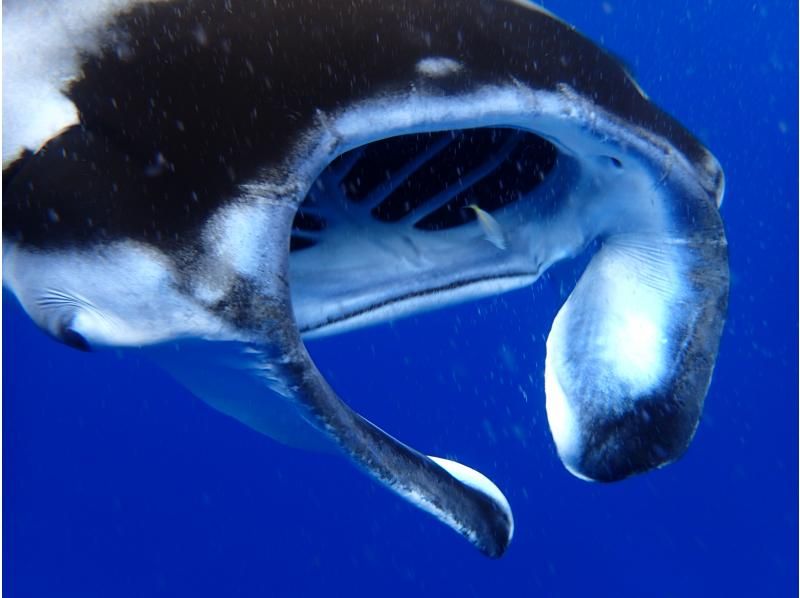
(2, 0), (728, 557)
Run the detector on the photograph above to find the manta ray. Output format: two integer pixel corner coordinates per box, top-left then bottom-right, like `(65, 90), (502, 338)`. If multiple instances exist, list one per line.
(2, 0), (728, 557)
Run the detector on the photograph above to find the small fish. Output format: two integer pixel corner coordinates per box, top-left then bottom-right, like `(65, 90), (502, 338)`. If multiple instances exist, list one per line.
(467, 204), (507, 250)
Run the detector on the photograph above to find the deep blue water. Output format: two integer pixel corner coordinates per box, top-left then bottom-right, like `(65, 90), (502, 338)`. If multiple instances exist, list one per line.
(4, 1), (797, 596)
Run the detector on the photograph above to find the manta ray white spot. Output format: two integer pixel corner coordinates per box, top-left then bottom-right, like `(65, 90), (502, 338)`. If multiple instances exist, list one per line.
(2, 0), (171, 164)
(596, 246), (676, 393)
(415, 57), (463, 78)
(206, 201), (273, 278)
(610, 310), (665, 380)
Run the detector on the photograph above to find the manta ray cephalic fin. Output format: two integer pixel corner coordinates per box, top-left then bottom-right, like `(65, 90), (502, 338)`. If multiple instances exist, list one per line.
(199, 201), (515, 557)
(250, 330), (515, 556)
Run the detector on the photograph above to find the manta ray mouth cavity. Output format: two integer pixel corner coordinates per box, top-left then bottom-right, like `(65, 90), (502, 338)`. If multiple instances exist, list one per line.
(290, 126), (558, 250)
(288, 125), (561, 336)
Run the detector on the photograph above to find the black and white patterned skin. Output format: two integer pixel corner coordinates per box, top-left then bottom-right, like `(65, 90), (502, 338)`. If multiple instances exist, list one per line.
(3, 0), (728, 556)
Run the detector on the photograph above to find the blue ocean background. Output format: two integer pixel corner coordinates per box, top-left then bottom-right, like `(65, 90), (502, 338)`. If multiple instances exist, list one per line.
(4, 1), (797, 596)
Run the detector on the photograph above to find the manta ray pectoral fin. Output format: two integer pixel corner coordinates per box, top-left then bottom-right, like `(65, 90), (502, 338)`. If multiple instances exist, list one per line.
(545, 179), (728, 481)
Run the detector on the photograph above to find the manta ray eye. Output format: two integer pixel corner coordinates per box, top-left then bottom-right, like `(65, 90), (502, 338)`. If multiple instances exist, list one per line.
(60, 327), (91, 352)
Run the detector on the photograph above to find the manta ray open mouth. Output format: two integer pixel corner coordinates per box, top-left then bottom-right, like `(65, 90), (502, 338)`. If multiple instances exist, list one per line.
(2, 0), (728, 559)
(290, 127), (560, 336)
